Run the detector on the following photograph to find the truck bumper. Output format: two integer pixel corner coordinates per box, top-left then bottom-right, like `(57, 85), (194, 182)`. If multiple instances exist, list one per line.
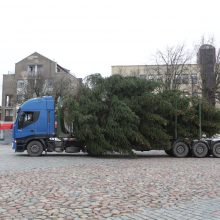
(12, 139), (17, 151)
(12, 139), (26, 152)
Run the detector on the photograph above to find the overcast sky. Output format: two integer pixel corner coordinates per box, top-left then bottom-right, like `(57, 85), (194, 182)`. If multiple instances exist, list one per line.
(0, 0), (220, 102)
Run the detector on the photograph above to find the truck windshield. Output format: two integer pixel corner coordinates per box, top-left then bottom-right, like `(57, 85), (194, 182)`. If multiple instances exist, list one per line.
(18, 111), (40, 129)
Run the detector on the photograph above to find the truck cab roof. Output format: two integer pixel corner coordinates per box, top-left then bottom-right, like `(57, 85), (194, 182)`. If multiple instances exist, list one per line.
(19, 96), (54, 111)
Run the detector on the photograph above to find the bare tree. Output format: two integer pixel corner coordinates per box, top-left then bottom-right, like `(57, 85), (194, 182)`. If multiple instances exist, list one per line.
(17, 71), (80, 105)
(25, 71), (47, 99)
(155, 44), (192, 91)
(52, 74), (81, 104)
(17, 71), (48, 104)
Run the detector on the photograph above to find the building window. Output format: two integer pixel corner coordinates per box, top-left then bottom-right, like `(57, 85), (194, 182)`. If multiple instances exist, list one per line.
(191, 74), (198, 84)
(17, 80), (25, 88)
(46, 79), (53, 88)
(37, 65), (43, 73)
(44, 79), (54, 93)
(17, 80), (28, 95)
(174, 75), (181, 84)
(27, 65), (43, 74)
(181, 74), (189, 84)
(5, 109), (13, 121)
(139, 74), (146, 79)
(28, 65), (35, 74)
(17, 95), (24, 104)
(5, 95), (13, 107)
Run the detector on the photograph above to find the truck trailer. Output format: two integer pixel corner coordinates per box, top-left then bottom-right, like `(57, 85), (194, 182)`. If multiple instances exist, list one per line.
(12, 96), (220, 158)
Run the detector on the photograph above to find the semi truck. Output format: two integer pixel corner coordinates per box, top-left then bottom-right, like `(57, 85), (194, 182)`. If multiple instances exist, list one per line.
(12, 96), (220, 158)
(12, 96), (84, 156)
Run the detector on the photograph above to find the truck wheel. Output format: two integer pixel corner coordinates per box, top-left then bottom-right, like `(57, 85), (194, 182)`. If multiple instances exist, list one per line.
(212, 142), (220, 158)
(192, 142), (208, 158)
(164, 149), (173, 156)
(172, 142), (189, 158)
(27, 141), (43, 157)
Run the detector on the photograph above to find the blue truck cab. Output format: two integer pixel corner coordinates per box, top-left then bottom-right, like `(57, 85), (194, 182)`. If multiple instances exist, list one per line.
(12, 96), (55, 155)
(12, 96), (83, 156)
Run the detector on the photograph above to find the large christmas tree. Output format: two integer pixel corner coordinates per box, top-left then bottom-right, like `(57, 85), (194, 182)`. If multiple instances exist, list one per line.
(64, 74), (220, 156)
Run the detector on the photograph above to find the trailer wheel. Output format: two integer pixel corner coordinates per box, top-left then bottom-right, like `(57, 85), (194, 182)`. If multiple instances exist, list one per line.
(164, 149), (173, 156)
(172, 141), (189, 158)
(27, 141), (43, 157)
(212, 142), (220, 158)
(191, 142), (208, 158)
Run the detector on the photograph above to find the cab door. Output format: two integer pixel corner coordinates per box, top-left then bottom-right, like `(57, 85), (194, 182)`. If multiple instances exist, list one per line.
(16, 111), (39, 138)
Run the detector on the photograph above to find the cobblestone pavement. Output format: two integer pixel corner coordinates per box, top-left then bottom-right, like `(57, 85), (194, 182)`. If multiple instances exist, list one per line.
(1, 144), (220, 219)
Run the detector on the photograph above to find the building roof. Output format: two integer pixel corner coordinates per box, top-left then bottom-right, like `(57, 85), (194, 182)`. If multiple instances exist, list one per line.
(111, 64), (198, 68)
(57, 64), (70, 73)
(15, 52), (70, 73)
(15, 52), (54, 64)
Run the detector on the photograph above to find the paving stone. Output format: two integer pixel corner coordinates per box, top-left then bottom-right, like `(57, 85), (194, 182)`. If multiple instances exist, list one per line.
(1, 145), (220, 219)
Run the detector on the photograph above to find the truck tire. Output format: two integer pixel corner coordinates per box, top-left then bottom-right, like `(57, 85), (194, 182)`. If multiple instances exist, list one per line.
(212, 142), (220, 158)
(192, 142), (208, 158)
(27, 141), (44, 157)
(172, 141), (189, 158)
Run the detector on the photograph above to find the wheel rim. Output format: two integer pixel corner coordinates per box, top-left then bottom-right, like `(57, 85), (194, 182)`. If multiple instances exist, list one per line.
(31, 144), (40, 153)
(214, 145), (220, 154)
(196, 145), (205, 154)
(177, 145), (185, 154)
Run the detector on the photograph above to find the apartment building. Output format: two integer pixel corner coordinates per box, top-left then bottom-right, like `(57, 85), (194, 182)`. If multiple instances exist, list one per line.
(2, 52), (81, 122)
(112, 64), (200, 97)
